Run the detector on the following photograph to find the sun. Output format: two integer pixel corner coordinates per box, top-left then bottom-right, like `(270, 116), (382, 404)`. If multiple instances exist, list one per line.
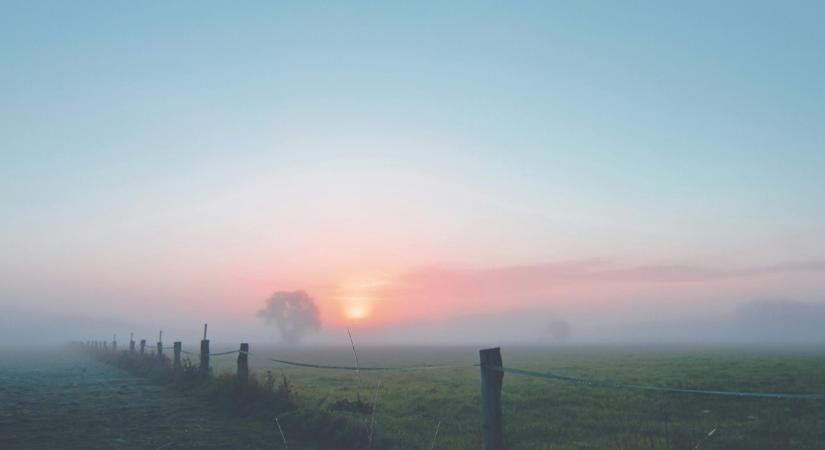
(345, 304), (370, 320)
(336, 276), (389, 322)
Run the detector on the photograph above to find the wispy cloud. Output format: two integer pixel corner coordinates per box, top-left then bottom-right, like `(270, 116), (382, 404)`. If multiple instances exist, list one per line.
(364, 259), (825, 321)
(394, 258), (825, 292)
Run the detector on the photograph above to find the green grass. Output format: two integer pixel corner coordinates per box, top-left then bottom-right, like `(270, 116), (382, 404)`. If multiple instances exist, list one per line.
(200, 344), (825, 449)
(102, 349), (384, 449)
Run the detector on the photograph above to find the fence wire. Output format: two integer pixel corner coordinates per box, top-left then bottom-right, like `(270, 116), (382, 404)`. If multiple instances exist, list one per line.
(178, 349), (239, 357)
(85, 342), (825, 401)
(491, 365), (825, 401)
(242, 350), (472, 372)
(208, 350), (241, 357)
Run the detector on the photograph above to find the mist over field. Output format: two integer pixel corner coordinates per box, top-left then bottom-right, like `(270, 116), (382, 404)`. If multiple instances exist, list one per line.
(5, 298), (825, 348)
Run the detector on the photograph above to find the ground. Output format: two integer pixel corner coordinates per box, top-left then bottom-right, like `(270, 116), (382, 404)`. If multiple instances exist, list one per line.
(0, 349), (303, 449)
(3, 345), (825, 449)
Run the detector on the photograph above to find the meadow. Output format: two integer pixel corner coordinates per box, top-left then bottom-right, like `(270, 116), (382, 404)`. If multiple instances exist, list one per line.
(197, 344), (825, 449)
(0, 348), (307, 449)
(3, 345), (825, 449)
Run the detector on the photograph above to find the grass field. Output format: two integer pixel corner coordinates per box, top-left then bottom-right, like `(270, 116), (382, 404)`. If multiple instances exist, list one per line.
(4, 345), (825, 449)
(0, 348), (319, 449)
(202, 344), (825, 449)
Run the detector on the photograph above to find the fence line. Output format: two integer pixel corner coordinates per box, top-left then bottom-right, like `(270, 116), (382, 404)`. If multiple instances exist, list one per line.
(73, 339), (825, 400)
(74, 329), (825, 450)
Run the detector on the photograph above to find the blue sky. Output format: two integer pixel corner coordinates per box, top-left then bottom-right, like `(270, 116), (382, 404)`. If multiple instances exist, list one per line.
(1, 1), (824, 341)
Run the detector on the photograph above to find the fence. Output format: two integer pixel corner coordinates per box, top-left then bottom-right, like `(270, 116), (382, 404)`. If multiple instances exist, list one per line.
(74, 326), (825, 450)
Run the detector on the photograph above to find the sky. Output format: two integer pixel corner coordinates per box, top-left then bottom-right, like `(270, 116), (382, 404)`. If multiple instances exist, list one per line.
(2, 1), (824, 345)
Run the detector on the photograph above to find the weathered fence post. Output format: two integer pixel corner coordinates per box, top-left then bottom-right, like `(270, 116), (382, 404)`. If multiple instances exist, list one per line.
(157, 330), (163, 361)
(129, 332), (135, 353)
(199, 324), (210, 376)
(237, 343), (249, 384)
(173, 342), (182, 370)
(140, 339), (146, 356)
(480, 347), (504, 450)
(112, 334), (117, 351)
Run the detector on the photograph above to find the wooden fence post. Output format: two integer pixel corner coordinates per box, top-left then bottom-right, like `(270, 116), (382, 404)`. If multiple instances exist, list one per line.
(173, 342), (182, 370)
(129, 333), (135, 353)
(237, 343), (249, 384)
(157, 330), (163, 361)
(480, 347), (505, 450)
(140, 339), (146, 356)
(200, 324), (210, 376)
(112, 334), (117, 351)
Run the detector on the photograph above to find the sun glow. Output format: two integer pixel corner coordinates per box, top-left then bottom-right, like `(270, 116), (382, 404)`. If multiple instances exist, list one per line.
(335, 276), (390, 322)
(345, 304), (369, 320)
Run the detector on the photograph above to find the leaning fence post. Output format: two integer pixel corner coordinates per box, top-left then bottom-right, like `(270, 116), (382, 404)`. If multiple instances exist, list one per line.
(140, 339), (146, 356)
(237, 343), (249, 384)
(173, 342), (182, 370)
(480, 347), (505, 450)
(200, 324), (210, 376)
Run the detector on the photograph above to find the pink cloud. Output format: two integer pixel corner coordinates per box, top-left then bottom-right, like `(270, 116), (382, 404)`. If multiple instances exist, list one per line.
(367, 259), (825, 322)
